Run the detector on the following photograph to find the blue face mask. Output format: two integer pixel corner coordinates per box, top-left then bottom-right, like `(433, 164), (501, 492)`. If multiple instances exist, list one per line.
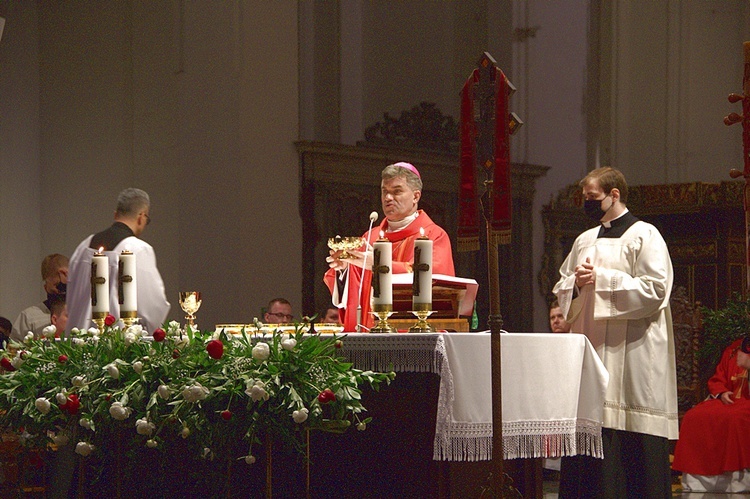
(583, 195), (611, 221)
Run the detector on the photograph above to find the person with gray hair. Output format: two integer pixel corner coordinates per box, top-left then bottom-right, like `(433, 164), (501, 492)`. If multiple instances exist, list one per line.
(324, 162), (454, 331)
(67, 188), (170, 333)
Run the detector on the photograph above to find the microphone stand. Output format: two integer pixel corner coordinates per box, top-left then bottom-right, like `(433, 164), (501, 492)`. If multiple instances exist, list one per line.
(357, 215), (378, 332)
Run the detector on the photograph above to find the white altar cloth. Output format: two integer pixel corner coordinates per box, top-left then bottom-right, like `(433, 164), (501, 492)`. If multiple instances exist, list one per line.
(339, 332), (608, 462)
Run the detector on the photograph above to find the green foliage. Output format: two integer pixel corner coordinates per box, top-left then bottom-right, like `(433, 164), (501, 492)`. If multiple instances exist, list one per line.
(699, 294), (750, 381)
(0, 320), (394, 467)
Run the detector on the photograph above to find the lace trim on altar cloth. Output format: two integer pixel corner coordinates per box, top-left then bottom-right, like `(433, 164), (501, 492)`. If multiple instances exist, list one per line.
(340, 335), (443, 373)
(434, 419), (604, 461)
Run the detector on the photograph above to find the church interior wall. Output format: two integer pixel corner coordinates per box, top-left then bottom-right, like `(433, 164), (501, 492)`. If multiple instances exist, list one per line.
(1, 0), (750, 333)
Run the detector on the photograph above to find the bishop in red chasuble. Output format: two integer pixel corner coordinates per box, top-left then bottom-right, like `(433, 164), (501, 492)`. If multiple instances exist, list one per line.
(324, 162), (455, 332)
(672, 338), (750, 476)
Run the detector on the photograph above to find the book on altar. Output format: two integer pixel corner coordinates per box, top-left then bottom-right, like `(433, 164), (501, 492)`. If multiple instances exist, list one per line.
(390, 274), (478, 319)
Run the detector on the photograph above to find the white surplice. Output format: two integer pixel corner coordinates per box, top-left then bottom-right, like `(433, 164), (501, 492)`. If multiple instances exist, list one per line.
(553, 220), (678, 440)
(67, 235), (170, 333)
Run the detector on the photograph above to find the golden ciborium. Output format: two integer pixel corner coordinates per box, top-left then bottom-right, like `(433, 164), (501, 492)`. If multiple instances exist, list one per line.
(328, 235), (364, 260)
(179, 291), (202, 328)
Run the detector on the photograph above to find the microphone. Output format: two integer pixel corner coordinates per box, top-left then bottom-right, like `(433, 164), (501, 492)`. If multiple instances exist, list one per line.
(357, 211), (379, 331)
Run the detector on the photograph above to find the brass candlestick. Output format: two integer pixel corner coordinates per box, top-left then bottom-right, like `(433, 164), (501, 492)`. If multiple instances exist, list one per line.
(370, 304), (396, 334)
(409, 303), (434, 333)
(120, 311), (138, 328)
(92, 311), (107, 331)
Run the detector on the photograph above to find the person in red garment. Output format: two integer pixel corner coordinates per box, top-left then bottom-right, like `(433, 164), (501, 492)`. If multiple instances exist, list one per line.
(324, 162), (455, 332)
(672, 336), (750, 477)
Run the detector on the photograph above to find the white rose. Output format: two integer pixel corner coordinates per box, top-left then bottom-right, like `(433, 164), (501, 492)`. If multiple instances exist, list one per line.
(157, 385), (170, 400)
(132, 361), (143, 374)
(75, 441), (94, 457)
(42, 325), (57, 339)
(24, 332), (34, 343)
(70, 327), (81, 335)
(202, 447), (215, 461)
(109, 402), (132, 421)
(135, 418), (156, 436)
(180, 426), (190, 439)
(357, 422), (367, 431)
(87, 327), (100, 335)
(182, 384), (209, 403)
(106, 364), (120, 379)
(11, 354), (25, 369)
(248, 384), (269, 403)
(126, 324), (144, 337)
(56, 392), (68, 404)
(35, 398), (51, 414)
(245, 455), (256, 465)
(51, 432), (69, 446)
(146, 439), (158, 448)
(252, 342), (270, 361)
(123, 332), (137, 346)
(72, 376), (86, 387)
(79, 418), (92, 430)
(281, 338), (297, 351)
(174, 334), (190, 348)
(167, 321), (181, 335)
(292, 408), (309, 423)
(72, 338), (85, 346)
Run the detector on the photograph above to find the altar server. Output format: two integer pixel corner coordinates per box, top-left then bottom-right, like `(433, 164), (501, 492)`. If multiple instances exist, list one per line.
(324, 162), (455, 332)
(67, 188), (170, 333)
(553, 167), (677, 498)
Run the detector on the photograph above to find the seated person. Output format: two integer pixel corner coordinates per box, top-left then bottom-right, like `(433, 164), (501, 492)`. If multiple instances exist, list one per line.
(0, 317), (11, 348)
(672, 336), (750, 490)
(49, 296), (68, 339)
(264, 298), (293, 324)
(549, 299), (571, 333)
(12, 253), (68, 341)
(321, 306), (342, 325)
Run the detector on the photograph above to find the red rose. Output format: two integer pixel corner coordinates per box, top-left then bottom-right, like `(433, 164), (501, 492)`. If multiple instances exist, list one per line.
(172, 349), (180, 359)
(206, 340), (224, 360)
(0, 357), (15, 372)
(104, 314), (116, 327)
(62, 394), (80, 415)
(58, 355), (68, 363)
(318, 388), (336, 404)
(334, 340), (343, 349)
(221, 410), (232, 421)
(105, 394), (112, 401)
(152, 328), (166, 342)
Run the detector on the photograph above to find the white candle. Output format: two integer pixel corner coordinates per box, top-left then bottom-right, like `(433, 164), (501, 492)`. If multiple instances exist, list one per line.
(118, 250), (137, 313)
(91, 248), (109, 314)
(412, 228), (433, 305)
(371, 232), (392, 307)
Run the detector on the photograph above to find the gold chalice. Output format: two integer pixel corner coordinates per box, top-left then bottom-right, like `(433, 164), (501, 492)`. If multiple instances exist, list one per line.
(179, 291), (202, 328)
(328, 235), (365, 260)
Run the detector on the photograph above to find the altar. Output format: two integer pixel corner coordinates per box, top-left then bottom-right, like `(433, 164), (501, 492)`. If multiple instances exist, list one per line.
(306, 332), (608, 498)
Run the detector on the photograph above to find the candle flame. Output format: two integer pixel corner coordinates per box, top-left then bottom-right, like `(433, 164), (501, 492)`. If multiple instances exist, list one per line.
(419, 227), (425, 237)
(379, 230), (385, 239)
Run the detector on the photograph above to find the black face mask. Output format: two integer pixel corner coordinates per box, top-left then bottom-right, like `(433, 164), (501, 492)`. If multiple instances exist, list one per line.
(46, 282), (67, 303)
(583, 196), (611, 221)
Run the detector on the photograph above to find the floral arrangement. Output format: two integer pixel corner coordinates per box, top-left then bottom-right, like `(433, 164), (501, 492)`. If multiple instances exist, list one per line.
(0, 318), (394, 471)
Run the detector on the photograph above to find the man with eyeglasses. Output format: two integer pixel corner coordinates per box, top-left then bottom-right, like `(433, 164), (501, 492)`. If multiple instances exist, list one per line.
(264, 297), (293, 324)
(10, 253), (68, 341)
(67, 188), (170, 333)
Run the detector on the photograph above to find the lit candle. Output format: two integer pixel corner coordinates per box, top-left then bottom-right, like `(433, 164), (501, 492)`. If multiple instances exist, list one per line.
(371, 231), (392, 307)
(118, 250), (137, 314)
(412, 228), (433, 306)
(91, 248), (109, 314)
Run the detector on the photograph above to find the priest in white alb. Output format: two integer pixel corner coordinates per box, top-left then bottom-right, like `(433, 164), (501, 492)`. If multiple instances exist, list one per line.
(553, 167), (678, 498)
(324, 162), (455, 332)
(67, 188), (170, 333)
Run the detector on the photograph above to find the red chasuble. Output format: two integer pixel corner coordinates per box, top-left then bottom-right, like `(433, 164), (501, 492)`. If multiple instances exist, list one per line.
(323, 210), (455, 332)
(672, 339), (750, 475)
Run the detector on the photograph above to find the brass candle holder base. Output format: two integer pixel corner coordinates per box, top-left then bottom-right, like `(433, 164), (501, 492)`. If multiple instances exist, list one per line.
(370, 305), (397, 334)
(120, 311), (138, 328)
(409, 304), (434, 333)
(92, 312), (107, 331)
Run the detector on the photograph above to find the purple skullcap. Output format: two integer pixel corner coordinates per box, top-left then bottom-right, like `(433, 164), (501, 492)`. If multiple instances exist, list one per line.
(392, 162), (421, 179)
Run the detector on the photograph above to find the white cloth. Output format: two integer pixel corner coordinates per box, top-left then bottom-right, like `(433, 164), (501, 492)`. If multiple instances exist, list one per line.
(339, 332), (609, 461)
(682, 470), (750, 493)
(11, 301), (51, 341)
(553, 220), (679, 440)
(67, 235), (170, 333)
